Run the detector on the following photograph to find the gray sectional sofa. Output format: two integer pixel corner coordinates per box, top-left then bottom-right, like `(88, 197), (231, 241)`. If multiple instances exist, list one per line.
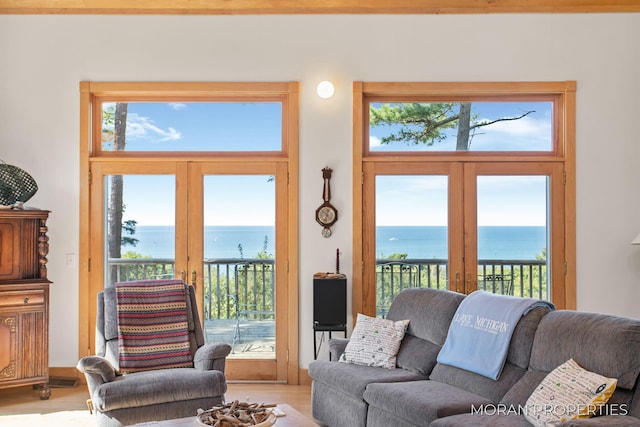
(309, 288), (640, 427)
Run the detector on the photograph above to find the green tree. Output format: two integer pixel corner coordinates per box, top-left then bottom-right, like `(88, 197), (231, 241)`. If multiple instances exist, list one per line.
(121, 219), (139, 247)
(256, 236), (273, 259)
(103, 103), (134, 283)
(385, 253), (407, 260)
(102, 102), (138, 254)
(370, 102), (534, 150)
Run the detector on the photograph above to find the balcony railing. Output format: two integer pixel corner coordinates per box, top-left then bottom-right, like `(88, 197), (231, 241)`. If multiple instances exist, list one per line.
(108, 258), (275, 321)
(108, 257), (548, 320)
(375, 258), (547, 317)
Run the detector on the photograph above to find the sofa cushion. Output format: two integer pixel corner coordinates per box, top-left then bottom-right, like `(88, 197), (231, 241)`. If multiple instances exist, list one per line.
(387, 288), (465, 345)
(430, 359), (527, 403)
(309, 359), (427, 398)
(339, 313), (409, 369)
(312, 380), (371, 427)
(501, 370), (549, 406)
(395, 334), (441, 375)
(431, 412), (535, 427)
(91, 368), (226, 412)
(524, 358), (617, 426)
(433, 412), (640, 427)
(529, 311), (640, 390)
(364, 379), (494, 425)
(387, 288), (465, 376)
(506, 306), (551, 369)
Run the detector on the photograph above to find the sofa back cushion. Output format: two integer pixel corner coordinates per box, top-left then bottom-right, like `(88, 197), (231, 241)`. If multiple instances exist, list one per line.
(429, 305), (550, 402)
(386, 288), (465, 375)
(529, 310), (640, 390)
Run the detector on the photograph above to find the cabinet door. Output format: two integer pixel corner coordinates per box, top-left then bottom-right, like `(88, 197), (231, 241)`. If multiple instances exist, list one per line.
(20, 310), (48, 378)
(0, 313), (18, 381)
(0, 287), (48, 382)
(0, 221), (21, 280)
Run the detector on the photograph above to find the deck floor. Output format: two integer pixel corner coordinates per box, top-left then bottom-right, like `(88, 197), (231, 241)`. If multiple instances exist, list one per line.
(204, 318), (275, 358)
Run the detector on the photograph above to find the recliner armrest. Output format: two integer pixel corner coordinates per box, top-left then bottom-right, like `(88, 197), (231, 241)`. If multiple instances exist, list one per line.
(77, 355), (117, 397)
(329, 338), (349, 360)
(194, 343), (232, 372)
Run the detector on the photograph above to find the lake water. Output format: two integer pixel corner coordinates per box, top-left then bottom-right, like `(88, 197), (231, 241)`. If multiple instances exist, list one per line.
(124, 225), (546, 260)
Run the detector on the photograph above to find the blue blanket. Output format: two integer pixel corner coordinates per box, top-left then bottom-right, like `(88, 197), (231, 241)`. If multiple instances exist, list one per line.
(437, 290), (554, 380)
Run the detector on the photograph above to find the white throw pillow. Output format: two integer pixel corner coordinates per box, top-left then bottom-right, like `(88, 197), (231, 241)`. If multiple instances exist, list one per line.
(525, 358), (617, 426)
(339, 313), (409, 369)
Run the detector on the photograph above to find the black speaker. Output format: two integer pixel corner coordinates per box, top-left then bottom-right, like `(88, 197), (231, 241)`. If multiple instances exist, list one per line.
(313, 278), (347, 327)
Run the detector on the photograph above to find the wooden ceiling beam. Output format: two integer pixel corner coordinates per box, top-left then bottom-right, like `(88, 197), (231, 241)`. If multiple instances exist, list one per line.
(1, 0), (640, 15)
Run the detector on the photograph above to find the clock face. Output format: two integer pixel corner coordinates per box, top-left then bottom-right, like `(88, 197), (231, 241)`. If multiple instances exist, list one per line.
(316, 204), (337, 226)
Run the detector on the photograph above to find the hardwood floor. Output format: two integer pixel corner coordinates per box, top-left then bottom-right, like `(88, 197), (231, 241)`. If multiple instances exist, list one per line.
(0, 382), (313, 420)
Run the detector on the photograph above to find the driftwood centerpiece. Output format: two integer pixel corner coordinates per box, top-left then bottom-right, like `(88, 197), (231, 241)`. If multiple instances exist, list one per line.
(196, 400), (277, 427)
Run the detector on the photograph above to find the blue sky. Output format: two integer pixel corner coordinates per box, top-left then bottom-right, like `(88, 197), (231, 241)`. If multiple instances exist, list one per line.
(117, 174), (275, 227)
(105, 101), (551, 227)
(103, 101), (282, 152)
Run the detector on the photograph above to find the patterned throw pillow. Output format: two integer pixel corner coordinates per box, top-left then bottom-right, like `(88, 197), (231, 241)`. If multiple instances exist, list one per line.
(525, 358), (617, 426)
(339, 313), (409, 369)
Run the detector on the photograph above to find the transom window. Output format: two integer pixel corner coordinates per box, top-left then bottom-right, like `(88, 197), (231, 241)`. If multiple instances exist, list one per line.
(100, 101), (283, 152)
(369, 100), (553, 152)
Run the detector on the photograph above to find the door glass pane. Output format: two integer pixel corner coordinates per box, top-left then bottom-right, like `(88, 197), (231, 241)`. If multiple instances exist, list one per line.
(100, 102), (283, 152)
(369, 101), (552, 152)
(476, 176), (550, 300)
(202, 175), (276, 358)
(104, 175), (176, 286)
(375, 175), (448, 317)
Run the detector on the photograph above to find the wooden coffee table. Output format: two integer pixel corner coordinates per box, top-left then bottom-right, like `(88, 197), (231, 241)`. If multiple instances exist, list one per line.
(132, 404), (318, 426)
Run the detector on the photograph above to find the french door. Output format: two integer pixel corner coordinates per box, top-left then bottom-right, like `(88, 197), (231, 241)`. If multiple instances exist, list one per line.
(80, 81), (299, 383)
(353, 81), (575, 318)
(362, 161), (566, 316)
(88, 160), (291, 381)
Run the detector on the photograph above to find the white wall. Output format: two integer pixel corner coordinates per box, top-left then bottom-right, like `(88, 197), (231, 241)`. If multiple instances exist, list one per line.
(1, 13), (639, 369)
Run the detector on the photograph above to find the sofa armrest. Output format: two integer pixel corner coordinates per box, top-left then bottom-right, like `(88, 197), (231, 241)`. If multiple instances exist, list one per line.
(329, 338), (349, 360)
(559, 416), (640, 426)
(194, 343), (232, 372)
(77, 355), (116, 382)
(76, 355), (117, 396)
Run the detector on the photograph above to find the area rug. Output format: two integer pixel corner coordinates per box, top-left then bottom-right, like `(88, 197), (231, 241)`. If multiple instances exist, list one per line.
(0, 410), (94, 427)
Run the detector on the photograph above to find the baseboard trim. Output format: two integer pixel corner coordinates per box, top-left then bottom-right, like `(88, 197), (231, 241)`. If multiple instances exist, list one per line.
(50, 367), (85, 385)
(298, 368), (312, 385)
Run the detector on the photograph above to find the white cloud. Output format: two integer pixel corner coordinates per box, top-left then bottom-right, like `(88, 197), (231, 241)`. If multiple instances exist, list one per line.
(370, 135), (382, 147)
(168, 102), (186, 110)
(127, 114), (182, 142)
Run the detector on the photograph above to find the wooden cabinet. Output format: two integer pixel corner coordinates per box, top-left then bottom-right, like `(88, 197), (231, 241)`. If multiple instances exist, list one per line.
(0, 208), (51, 399)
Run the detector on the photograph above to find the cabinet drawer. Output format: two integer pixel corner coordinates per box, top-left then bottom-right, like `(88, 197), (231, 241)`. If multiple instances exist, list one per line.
(0, 290), (45, 308)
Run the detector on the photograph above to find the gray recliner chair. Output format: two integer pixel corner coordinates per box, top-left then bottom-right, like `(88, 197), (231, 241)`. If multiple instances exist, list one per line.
(77, 279), (232, 427)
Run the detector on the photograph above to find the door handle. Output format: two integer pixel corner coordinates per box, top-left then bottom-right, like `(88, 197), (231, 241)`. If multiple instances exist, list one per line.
(181, 270), (186, 282)
(455, 272), (460, 293)
(191, 270), (197, 288)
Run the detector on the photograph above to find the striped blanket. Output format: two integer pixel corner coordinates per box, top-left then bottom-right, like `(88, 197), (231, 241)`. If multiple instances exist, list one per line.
(115, 280), (194, 373)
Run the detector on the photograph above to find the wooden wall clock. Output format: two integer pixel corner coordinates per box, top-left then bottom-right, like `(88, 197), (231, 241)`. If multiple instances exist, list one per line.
(315, 167), (338, 237)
